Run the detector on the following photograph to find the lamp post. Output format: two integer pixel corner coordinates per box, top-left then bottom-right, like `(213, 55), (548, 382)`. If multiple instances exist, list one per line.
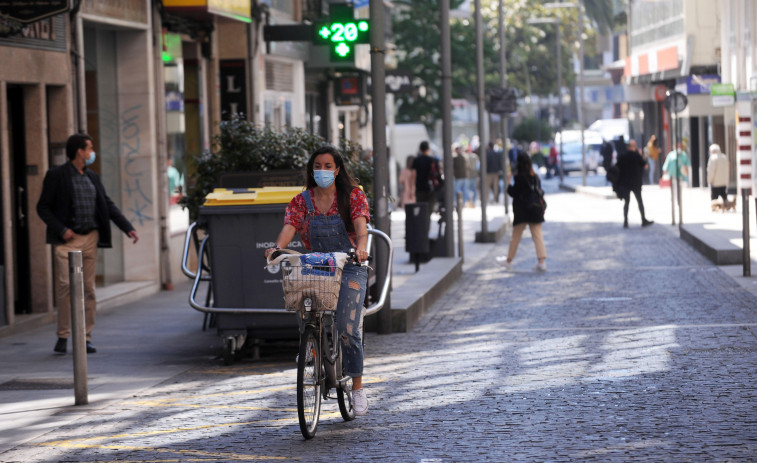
(545, 1), (585, 186)
(527, 16), (563, 182)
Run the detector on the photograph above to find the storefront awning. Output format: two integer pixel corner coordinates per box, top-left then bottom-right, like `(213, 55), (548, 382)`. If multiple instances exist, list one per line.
(163, 0), (251, 23)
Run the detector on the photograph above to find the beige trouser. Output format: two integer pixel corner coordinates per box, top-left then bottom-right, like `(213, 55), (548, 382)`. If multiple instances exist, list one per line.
(486, 173), (500, 202)
(507, 223), (547, 261)
(54, 231), (98, 340)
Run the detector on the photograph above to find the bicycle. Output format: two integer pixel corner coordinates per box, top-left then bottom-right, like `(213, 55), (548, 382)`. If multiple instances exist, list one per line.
(267, 248), (365, 439)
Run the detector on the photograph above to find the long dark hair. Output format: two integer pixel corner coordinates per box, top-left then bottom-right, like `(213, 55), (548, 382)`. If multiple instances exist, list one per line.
(306, 145), (360, 232)
(515, 152), (535, 177)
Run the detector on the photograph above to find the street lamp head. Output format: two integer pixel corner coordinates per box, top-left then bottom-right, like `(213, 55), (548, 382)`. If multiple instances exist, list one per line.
(526, 17), (558, 25)
(544, 2), (578, 9)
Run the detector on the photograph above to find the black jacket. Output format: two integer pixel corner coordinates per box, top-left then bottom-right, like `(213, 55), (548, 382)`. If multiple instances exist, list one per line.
(37, 163), (135, 248)
(508, 173), (545, 225)
(616, 148), (646, 190)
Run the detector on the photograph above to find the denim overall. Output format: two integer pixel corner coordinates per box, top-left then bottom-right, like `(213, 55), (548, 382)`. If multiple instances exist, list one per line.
(303, 190), (368, 378)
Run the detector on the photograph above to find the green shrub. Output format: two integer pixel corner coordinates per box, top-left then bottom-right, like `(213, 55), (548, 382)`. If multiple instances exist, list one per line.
(179, 114), (372, 221)
(511, 117), (553, 144)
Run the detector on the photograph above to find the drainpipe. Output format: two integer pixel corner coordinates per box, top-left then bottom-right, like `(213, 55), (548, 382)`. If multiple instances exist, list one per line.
(70, 1), (86, 133)
(153, 3), (173, 289)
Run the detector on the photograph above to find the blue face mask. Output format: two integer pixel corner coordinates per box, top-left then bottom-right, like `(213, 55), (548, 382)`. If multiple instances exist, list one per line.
(85, 152), (97, 166)
(313, 169), (335, 188)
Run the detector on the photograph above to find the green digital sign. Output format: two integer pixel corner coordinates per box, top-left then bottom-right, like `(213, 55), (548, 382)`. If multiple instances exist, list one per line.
(313, 19), (370, 61)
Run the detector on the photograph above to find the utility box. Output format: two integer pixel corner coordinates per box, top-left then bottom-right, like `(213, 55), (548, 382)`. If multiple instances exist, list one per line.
(199, 187), (305, 339)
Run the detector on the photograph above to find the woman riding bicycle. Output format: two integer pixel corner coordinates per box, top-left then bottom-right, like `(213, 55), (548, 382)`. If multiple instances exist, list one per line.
(265, 145), (371, 416)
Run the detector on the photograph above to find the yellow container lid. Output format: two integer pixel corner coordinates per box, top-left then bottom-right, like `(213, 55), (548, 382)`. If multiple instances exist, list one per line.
(203, 187), (303, 206)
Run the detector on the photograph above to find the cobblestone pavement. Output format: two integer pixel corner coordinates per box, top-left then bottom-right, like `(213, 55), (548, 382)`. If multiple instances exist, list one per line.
(4, 188), (757, 462)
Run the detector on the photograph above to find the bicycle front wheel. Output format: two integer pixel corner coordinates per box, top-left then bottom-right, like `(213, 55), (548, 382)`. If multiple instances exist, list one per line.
(337, 373), (355, 421)
(297, 326), (322, 439)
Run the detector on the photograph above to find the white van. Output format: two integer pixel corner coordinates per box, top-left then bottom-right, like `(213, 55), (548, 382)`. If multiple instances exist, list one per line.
(387, 123), (437, 163)
(588, 118), (632, 143)
(555, 130), (603, 173)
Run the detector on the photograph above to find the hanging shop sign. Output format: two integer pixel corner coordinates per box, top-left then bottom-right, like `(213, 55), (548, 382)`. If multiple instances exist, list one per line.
(711, 83), (736, 107)
(0, 0), (68, 23)
(163, 0), (251, 23)
(82, 0), (148, 25)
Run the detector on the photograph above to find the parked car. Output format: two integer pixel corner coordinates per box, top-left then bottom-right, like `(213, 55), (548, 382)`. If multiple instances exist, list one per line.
(555, 130), (603, 174)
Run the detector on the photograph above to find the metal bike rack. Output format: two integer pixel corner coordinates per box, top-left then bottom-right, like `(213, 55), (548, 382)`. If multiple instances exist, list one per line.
(182, 222), (393, 317)
(364, 228), (393, 317)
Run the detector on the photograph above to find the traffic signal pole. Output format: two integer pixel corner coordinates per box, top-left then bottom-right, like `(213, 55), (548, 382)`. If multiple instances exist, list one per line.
(370, 0), (391, 334)
(440, 0), (455, 257)
(498, 0), (510, 216)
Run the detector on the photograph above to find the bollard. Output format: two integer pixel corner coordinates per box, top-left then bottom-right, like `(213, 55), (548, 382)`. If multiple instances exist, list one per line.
(456, 192), (464, 261)
(742, 191), (751, 277)
(670, 178), (676, 226)
(677, 176), (683, 227)
(69, 251), (88, 405)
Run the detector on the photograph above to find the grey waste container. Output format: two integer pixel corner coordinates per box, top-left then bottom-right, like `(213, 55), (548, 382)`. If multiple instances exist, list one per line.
(199, 187), (305, 339)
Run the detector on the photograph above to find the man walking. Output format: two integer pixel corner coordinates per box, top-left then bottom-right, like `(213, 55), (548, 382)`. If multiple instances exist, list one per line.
(485, 141), (502, 203)
(37, 133), (139, 354)
(616, 139), (654, 228)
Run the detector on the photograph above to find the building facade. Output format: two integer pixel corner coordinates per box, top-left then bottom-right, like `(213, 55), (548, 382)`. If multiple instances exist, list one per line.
(622, 0), (753, 190)
(1, 0), (385, 334)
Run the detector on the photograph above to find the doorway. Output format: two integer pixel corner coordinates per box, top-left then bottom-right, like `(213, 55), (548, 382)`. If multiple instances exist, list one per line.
(7, 85), (32, 314)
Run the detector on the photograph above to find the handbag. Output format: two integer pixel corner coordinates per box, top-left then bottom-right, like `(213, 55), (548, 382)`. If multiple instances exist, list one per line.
(659, 174), (671, 188)
(429, 159), (443, 191)
(527, 177), (547, 215)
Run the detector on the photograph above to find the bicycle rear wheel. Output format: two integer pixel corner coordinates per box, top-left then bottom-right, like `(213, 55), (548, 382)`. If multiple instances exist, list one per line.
(297, 326), (322, 439)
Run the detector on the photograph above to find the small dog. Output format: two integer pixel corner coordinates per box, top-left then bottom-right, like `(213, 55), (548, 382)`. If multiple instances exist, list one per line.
(711, 198), (736, 212)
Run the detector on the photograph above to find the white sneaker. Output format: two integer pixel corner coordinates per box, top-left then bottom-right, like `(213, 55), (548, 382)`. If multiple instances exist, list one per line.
(353, 388), (368, 416)
(533, 262), (547, 272)
(495, 256), (513, 271)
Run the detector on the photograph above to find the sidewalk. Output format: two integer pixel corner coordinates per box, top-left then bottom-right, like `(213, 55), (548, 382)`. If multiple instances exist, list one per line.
(558, 173), (757, 299)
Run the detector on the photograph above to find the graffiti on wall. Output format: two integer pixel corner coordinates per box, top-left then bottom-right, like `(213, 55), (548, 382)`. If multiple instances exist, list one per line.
(121, 104), (153, 226)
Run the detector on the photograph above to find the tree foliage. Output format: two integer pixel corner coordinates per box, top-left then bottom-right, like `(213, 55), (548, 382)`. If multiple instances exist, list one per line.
(392, 0), (613, 127)
(511, 117), (553, 143)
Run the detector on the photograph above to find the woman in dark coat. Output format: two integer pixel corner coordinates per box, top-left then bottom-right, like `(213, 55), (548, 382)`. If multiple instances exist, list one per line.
(496, 152), (547, 272)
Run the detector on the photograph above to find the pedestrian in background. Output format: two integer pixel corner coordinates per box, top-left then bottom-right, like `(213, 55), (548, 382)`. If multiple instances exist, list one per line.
(546, 140), (559, 179)
(465, 146), (479, 208)
(614, 135), (627, 159)
(496, 152), (547, 272)
(706, 143), (730, 205)
(644, 135), (660, 185)
(412, 141), (441, 218)
(398, 155), (416, 208)
(662, 142), (691, 184)
(529, 141), (544, 170)
(485, 141), (502, 203)
(37, 133), (139, 355)
(452, 145), (469, 206)
(616, 139), (654, 228)
(508, 142), (521, 167)
(600, 139), (614, 183)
